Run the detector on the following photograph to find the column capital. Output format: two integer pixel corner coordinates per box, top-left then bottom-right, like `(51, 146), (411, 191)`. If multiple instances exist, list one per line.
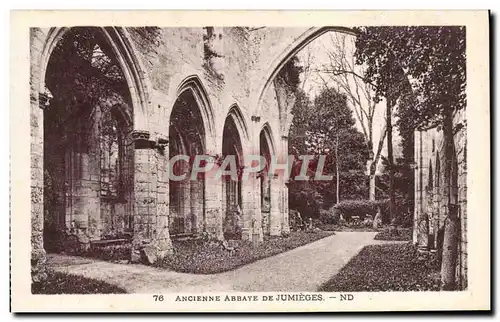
(130, 130), (169, 151)
(131, 130), (153, 149)
(251, 115), (261, 122)
(38, 89), (53, 110)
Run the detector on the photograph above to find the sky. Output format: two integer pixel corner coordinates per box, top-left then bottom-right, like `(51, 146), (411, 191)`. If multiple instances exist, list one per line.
(294, 31), (402, 173)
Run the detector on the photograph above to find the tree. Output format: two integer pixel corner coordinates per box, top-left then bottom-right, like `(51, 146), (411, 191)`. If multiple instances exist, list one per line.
(354, 26), (466, 290)
(288, 86), (370, 213)
(315, 33), (388, 201)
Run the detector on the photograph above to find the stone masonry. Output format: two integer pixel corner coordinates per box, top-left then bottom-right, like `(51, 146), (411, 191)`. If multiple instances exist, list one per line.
(413, 109), (467, 290)
(30, 26), (337, 281)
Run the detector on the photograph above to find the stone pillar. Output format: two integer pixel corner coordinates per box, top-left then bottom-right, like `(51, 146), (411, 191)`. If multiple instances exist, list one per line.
(31, 91), (50, 282)
(181, 177), (191, 232)
(204, 157), (223, 240)
(280, 136), (290, 235)
(250, 171), (263, 243)
(190, 179), (204, 234)
(241, 168), (255, 241)
(152, 136), (172, 258)
(131, 131), (172, 262)
(269, 174), (282, 236)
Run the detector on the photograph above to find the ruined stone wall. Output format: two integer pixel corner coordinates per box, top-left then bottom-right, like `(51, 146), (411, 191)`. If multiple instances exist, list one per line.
(413, 109), (467, 289)
(31, 26), (304, 279)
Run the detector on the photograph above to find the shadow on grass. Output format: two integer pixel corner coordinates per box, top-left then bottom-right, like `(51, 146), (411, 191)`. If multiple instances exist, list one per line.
(319, 243), (441, 292)
(32, 271), (127, 294)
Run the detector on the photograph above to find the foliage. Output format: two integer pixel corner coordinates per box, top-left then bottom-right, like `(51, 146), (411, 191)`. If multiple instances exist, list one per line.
(82, 243), (132, 262)
(288, 181), (323, 219)
(157, 231), (334, 274)
(374, 227), (412, 241)
(319, 207), (340, 225)
(332, 199), (385, 220)
(276, 56), (304, 91)
(354, 26), (466, 130)
(288, 86), (370, 212)
(32, 271), (127, 294)
(377, 155), (414, 220)
(319, 243), (440, 292)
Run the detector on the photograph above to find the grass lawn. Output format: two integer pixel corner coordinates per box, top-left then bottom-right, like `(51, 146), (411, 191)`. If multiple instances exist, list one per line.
(157, 230), (335, 274)
(32, 271), (127, 294)
(319, 243), (440, 292)
(374, 227), (412, 241)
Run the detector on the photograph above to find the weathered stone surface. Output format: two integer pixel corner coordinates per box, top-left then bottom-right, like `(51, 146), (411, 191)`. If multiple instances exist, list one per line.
(29, 27), (318, 278)
(413, 108), (467, 288)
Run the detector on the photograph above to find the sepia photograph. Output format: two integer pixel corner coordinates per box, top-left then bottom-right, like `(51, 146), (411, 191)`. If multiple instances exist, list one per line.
(10, 10), (489, 312)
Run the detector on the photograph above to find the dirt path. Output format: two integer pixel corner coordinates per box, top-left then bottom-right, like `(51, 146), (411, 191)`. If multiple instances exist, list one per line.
(48, 232), (398, 293)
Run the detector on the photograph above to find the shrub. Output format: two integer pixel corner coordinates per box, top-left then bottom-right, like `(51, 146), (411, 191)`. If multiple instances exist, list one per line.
(333, 199), (385, 221)
(374, 228), (412, 241)
(319, 208), (340, 225)
(332, 199), (409, 224)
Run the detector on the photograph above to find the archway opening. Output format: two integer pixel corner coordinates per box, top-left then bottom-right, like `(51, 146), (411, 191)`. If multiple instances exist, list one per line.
(259, 127), (273, 235)
(221, 114), (243, 240)
(43, 27), (134, 252)
(168, 90), (206, 237)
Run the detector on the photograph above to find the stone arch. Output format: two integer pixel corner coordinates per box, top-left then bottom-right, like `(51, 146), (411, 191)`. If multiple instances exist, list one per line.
(254, 26), (356, 116)
(39, 27), (143, 247)
(38, 27), (152, 131)
(260, 122), (277, 155)
(221, 106), (248, 240)
(226, 104), (250, 142)
(259, 122), (278, 236)
(175, 75), (216, 153)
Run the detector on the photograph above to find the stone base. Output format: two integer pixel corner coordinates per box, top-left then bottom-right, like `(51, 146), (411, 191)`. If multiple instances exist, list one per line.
(31, 248), (47, 283)
(131, 229), (173, 265)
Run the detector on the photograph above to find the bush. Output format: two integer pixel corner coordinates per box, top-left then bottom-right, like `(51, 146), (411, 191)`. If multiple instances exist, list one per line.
(374, 228), (412, 241)
(82, 243), (131, 262)
(319, 208), (340, 225)
(332, 199), (410, 224)
(333, 199), (385, 221)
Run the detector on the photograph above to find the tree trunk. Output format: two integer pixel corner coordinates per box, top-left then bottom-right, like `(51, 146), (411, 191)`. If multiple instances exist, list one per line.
(369, 126), (387, 201)
(440, 107), (460, 290)
(369, 172), (376, 200)
(386, 98), (396, 225)
(336, 133), (340, 204)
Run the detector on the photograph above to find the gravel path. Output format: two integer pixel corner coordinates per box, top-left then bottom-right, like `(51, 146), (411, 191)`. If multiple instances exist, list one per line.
(48, 232), (396, 293)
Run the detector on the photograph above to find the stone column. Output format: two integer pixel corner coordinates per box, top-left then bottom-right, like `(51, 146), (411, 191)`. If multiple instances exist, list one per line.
(31, 91), (50, 282)
(269, 174), (282, 236)
(131, 131), (172, 263)
(204, 157), (223, 240)
(240, 168), (255, 241)
(250, 171), (263, 243)
(280, 136), (290, 235)
(190, 179), (204, 235)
